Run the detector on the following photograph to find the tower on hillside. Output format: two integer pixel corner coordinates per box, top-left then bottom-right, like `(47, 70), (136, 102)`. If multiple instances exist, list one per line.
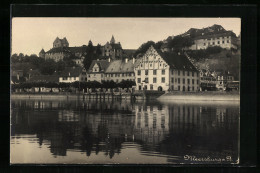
(110, 35), (115, 44)
(39, 49), (45, 59)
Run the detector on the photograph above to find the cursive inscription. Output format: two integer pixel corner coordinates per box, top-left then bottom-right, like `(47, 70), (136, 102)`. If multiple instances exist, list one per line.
(184, 155), (232, 162)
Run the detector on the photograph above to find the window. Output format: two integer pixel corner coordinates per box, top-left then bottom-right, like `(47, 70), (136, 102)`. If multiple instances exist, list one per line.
(153, 77), (157, 83)
(197, 80), (199, 84)
(204, 43), (206, 46)
(213, 42), (215, 45)
(175, 79), (177, 83)
(208, 42), (210, 45)
(138, 78), (141, 83)
(178, 86), (180, 91)
(183, 86), (185, 91)
(161, 77), (165, 83)
(122, 73), (125, 77)
(192, 86), (194, 91)
(63, 77), (67, 80)
(150, 64), (152, 67)
(139, 85), (141, 90)
(178, 78), (180, 84)
(183, 70), (185, 76)
(178, 70), (180, 75)
(192, 79), (194, 84)
(145, 77), (148, 83)
(150, 84), (153, 90)
(171, 70), (174, 75)
(187, 71), (190, 76)
(222, 41), (225, 44)
(111, 74), (113, 77)
(137, 70), (141, 75)
(162, 69), (165, 75)
(153, 70), (157, 75)
(183, 78), (185, 84)
(188, 79), (190, 84)
(145, 70), (148, 75)
(192, 72), (194, 76)
(74, 77), (76, 80)
(171, 77), (174, 83)
(227, 40), (230, 43)
(218, 41), (220, 44)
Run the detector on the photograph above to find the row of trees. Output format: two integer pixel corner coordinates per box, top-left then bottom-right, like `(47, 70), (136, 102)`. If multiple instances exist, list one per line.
(11, 80), (136, 93)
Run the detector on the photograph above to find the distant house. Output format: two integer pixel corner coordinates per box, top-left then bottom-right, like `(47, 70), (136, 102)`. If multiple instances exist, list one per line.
(134, 45), (200, 92)
(199, 69), (218, 91)
(87, 59), (110, 83)
(216, 71), (234, 90)
(59, 67), (87, 83)
(11, 70), (26, 84)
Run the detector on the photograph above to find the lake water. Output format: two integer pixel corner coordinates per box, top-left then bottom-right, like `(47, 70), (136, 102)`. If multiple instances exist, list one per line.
(10, 99), (239, 164)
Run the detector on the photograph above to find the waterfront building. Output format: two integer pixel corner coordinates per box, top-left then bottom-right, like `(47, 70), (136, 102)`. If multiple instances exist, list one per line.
(87, 59), (110, 83)
(104, 58), (136, 83)
(134, 45), (200, 92)
(216, 71), (235, 90)
(59, 67), (87, 83)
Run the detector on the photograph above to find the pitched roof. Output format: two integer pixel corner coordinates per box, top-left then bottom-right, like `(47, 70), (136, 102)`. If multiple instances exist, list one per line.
(88, 60), (109, 73)
(28, 75), (59, 83)
(155, 48), (198, 72)
(110, 43), (122, 49)
(60, 67), (85, 77)
(105, 59), (135, 73)
(46, 46), (88, 54)
(194, 31), (236, 40)
(40, 49), (45, 53)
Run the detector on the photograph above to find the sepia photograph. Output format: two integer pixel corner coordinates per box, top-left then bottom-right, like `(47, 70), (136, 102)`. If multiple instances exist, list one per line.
(10, 17), (241, 164)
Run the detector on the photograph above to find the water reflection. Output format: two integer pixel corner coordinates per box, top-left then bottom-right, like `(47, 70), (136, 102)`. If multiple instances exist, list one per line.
(11, 99), (239, 164)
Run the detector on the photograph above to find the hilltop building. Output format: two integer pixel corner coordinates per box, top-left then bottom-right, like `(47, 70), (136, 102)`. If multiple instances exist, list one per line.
(39, 37), (88, 62)
(134, 46), (200, 92)
(101, 35), (123, 60)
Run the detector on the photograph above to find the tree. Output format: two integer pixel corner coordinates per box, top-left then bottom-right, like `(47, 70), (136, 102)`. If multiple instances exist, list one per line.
(134, 41), (155, 57)
(39, 59), (56, 75)
(96, 44), (102, 57)
(83, 40), (95, 70)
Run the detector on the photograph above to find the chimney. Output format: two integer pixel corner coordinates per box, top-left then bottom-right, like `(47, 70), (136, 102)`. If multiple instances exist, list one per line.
(125, 58), (128, 63)
(132, 57), (135, 64)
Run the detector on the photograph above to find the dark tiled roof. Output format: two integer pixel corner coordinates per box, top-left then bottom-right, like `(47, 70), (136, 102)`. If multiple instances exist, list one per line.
(156, 49), (198, 72)
(60, 67), (85, 77)
(194, 31), (236, 40)
(46, 47), (71, 54)
(88, 60), (109, 73)
(46, 46), (88, 54)
(110, 43), (122, 49)
(105, 60), (135, 73)
(27, 75), (59, 83)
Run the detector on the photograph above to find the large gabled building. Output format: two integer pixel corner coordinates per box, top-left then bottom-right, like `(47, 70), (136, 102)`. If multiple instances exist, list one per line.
(134, 46), (200, 92)
(87, 59), (110, 83)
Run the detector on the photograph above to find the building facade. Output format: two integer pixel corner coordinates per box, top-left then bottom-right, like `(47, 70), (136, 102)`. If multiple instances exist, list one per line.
(134, 46), (200, 92)
(101, 35), (123, 60)
(104, 58), (135, 83)
(59, 67), (87, 83)
(87, 60), (110, 83)
(189, 31), (238, 50)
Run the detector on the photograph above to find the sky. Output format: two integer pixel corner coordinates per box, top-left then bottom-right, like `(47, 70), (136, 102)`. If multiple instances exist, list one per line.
(11, 18), (241, 55)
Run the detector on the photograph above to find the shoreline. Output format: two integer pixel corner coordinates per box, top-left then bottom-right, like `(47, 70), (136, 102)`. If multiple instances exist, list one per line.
(11, 91), (240, 101)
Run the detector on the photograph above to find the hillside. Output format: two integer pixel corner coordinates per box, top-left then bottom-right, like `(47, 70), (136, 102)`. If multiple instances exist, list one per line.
(187, 49), (240, 80)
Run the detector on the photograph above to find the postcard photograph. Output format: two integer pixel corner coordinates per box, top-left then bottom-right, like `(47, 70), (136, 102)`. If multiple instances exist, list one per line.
(10, 17), (240, 164)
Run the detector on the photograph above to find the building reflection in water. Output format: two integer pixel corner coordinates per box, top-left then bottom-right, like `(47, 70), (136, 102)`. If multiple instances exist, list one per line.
(11, 99), (239, 163)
